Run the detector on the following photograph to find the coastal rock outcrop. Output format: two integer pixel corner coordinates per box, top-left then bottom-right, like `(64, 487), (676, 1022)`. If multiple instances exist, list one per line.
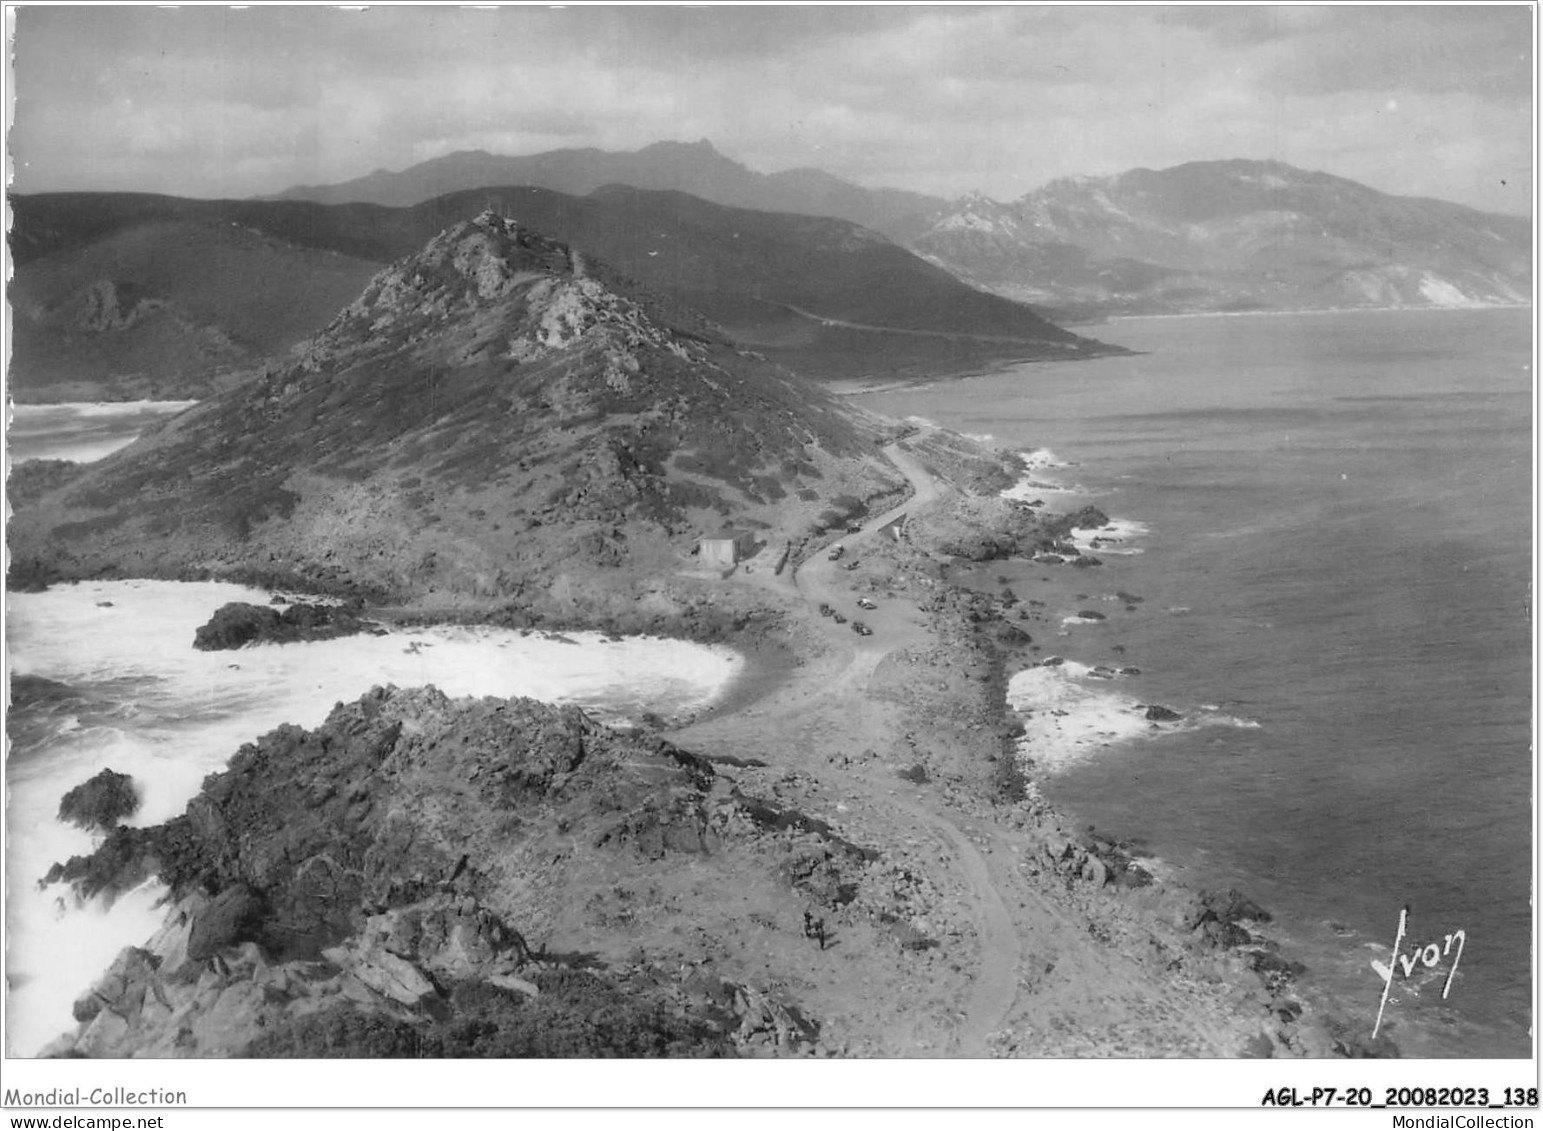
(1042, 506), (1111, 538)
(57, 769), (139, 831)
(908, 495), (1104, 564)
(39, 686), (833, 1057)
(192, 601), (372, 650)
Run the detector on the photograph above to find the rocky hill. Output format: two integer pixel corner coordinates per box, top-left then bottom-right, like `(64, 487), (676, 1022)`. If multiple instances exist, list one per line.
(9, 188), (1105, 401)
(268, 138), (946, 234)
(41, 686), (830, 1057)
(898, 160), (1531, 317)
(8, 211), (910, 605)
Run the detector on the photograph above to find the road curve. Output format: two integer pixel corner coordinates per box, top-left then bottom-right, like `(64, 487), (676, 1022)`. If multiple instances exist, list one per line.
(785, 437), (1022, 1052)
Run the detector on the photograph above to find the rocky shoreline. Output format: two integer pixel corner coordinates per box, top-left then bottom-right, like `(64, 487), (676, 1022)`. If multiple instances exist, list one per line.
(28, 446), (1394, 1059)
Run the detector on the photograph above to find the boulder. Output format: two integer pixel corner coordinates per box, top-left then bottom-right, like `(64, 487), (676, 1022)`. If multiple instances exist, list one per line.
(1203, 888), (1273, 924)
(57, 769), (139, 831)
(733, 984), (819, 1049)
(1042, 506), (1111, 536)
(73, 946), (161, 1025)
(323, 942), (437, 1008)
(188, 884), (267, 961)
(486, 973), (540, 999)
(1248, 949), (1307, 979)
(1144, 704), (1182, 722)
(193, 603), (283, 650)
(1239, 1031), (1276, 1058)
(192, 601), (370, 650)
(1080, 854), (1110, 887)
(1202, 918), (1252, 948)
(366, 895), (530, 980)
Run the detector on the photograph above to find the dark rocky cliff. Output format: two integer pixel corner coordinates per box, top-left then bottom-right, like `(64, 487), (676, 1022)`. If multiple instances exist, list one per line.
(43, 686), (842, 1057)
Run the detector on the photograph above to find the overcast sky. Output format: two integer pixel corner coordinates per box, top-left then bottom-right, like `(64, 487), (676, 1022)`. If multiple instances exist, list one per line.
(7, 4), (1534, 215)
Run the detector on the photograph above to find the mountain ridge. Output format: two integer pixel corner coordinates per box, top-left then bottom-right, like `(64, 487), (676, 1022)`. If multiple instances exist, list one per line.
(268, 143), (1529, 317)
(906, 158), (1531, 316)
(267, 138), (945, 233)
(9, 186), (1102, 401)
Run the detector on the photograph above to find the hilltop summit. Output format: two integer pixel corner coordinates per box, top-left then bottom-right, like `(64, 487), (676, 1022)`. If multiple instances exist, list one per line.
(9, 212), (906, 603)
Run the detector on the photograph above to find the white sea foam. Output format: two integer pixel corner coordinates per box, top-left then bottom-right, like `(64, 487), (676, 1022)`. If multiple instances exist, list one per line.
(5, 580), (744, 1056)
(1007, 665), (1154, 774)
(1020, 448), (1072, 470)
(1196, 704), (1263, 730)
(1001, 478), (1087, 505)
(999, 448), (1093, 508)
(1068, 517), (1150, 556)
(998, 451), (1150, 557)
(9, 401), (198, 464)
(1007, 663), (1258, 776)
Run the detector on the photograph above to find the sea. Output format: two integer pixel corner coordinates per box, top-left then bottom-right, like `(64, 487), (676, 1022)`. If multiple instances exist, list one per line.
(866, 307), (1534, 1059)
(8, 401), (197, 464)
(3, 578), (743, 1057)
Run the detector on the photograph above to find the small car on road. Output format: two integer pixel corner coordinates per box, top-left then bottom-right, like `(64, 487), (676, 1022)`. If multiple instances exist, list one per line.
(856, 598), (877, 610)
(818, 604), (834, 617)
(851, 621), (872, 636)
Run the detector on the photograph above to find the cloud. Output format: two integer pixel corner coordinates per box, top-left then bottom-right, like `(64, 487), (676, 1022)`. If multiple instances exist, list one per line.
(8, 5), (1532, 214)
(1254, 7), (1533, 99)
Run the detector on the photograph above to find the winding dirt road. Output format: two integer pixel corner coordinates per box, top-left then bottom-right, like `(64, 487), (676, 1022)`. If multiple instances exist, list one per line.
(676, 437), (1267, 1056)
(713, 436), (1025, 1053)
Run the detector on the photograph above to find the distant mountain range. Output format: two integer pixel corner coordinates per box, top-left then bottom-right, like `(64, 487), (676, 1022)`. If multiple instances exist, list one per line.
(898, 160), (1532, 317)
(9, 211), (911, 597)
(274, 144), (1532, 319)
(11, 144), (1528, 404)
(8, 185), (1104, 402)
(267, 139), (945, 235)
